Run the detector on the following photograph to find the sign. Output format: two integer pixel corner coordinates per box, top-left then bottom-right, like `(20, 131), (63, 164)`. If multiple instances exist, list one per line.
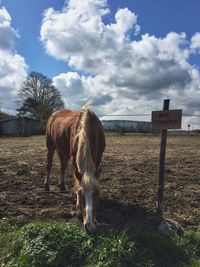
(151, 109), (182, 130)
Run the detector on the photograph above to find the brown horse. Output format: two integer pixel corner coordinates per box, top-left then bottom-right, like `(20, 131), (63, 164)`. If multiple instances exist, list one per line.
(44, 103), (106, 233)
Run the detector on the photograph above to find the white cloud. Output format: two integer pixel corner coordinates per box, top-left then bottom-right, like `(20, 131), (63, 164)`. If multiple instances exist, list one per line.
(41, 0), (200, 129)
(134, 24), (141, 36)
(53, 72), (112, 110)
(0, 7), (27, 114)
(190, 32), (200, 53)
(108, 7), (137, 37)
(0, 7), (19, 50)
(40, 0), (138, 75)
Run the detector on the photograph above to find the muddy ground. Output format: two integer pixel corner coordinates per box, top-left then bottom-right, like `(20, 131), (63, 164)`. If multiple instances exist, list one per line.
(0, 134), (199, 231)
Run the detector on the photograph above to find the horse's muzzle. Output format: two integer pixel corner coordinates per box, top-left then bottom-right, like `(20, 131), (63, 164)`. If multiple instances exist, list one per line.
(84, 222), (96, 234)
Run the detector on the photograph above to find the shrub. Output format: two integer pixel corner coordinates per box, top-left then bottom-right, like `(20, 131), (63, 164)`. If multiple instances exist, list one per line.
(0, 222), (199, 267)
(4, 222), (93, 267)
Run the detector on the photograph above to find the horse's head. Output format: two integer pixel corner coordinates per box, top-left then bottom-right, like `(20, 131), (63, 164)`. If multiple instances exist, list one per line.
(77, 185), (100, 233)
(74, 103), (105, 233)
(74, 164), (102, 233)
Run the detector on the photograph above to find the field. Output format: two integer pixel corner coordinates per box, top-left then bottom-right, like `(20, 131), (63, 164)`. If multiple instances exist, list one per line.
(0, 133), (199, 231)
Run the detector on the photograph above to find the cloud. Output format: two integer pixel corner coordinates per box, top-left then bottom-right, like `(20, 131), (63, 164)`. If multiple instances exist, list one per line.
(108, 7), (137, 36)
(0, 7), (27, 114)
(40, 1), (138, 75)
(41, 0), (200, 129)
(190, 32), (200, 53)
(53, 72), (112, 110)
(0, 7), (19, 50)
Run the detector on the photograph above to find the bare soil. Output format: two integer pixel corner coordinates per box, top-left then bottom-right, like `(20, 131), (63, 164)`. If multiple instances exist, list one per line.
(0, 134), (199, 231)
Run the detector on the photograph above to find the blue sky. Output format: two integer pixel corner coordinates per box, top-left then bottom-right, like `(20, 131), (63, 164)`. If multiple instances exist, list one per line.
(1, 0), (66, 77)
(0, 0), (200, 129)
(2, 0), (200, 77)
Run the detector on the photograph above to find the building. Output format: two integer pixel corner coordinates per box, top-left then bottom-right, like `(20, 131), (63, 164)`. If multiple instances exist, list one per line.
(0, 118), (42, 136)
(100, 108), (151, 132)
(101, 120), (151, 132)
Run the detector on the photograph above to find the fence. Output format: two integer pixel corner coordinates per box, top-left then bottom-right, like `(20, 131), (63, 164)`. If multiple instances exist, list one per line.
(98, 113), (200, 132)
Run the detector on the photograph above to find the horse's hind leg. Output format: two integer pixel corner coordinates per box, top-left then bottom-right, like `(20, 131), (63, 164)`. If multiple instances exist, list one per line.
(44, 144), (55, 192)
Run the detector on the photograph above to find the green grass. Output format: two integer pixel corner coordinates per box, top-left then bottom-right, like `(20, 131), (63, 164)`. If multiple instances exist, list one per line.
(0, 221), (199, 267)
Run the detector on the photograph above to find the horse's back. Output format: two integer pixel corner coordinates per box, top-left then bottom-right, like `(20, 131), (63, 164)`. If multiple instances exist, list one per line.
(87, 110), (106, 167)
(46, 109), (79, 144)
(89, 111), (105, 148)
(46, 108), (105, 162)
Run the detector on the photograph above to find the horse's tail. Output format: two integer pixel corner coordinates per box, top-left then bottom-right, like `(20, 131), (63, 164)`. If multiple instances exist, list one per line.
(76, 102), (99, 191)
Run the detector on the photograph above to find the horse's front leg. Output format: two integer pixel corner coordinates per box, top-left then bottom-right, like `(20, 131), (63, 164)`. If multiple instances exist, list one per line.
(76, 190), (82, 219)
(74, 172), (82, 219)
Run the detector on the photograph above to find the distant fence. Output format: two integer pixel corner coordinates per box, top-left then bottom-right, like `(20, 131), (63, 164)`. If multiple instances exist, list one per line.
(98, 113), (200, 132)
(0, 112), (199, 136)
(101, 120), (151, 132)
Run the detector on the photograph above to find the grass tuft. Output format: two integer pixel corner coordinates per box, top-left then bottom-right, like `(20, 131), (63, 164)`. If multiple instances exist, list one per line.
(0, 221), (199, 267)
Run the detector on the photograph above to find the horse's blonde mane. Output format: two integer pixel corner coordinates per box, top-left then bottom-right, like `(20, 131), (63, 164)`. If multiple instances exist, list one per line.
(76, 102), (99, 192)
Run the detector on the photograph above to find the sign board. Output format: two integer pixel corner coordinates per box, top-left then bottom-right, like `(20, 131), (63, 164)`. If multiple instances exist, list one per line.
(151, 109), (182, 129)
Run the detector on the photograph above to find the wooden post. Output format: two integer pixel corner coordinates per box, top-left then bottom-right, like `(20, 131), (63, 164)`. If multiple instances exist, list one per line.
(156, 99), (170, 218)
(188, 124), (190, 134)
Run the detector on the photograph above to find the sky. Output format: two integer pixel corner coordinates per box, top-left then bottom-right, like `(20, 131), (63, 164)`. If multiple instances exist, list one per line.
(0, 0), (200, 129)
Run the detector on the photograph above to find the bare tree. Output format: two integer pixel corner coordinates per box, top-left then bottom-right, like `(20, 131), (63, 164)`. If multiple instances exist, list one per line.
(16, 72), (64, 130)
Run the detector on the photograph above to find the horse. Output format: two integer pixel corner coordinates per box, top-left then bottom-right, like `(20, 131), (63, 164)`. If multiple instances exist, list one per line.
(44, 103), (106, 233)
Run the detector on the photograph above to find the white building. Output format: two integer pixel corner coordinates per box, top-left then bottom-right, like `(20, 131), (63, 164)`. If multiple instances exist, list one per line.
(100, 108), (151, 132)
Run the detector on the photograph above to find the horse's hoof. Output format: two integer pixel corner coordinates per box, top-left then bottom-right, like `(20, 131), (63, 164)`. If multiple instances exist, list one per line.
(76, 209), (82, 220)
(60, 189), (66, 193)
(58, 184), (67, 192)
(96, 222), (109, 228)
(44, 184), (50, 192)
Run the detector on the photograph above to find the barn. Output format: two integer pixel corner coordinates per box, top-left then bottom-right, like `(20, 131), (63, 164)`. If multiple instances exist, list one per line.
(100, 108), (151, 132)
(0, 118), (42, 136)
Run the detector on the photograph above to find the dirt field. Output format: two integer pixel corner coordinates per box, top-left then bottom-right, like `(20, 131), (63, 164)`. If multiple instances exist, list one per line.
(0, 134), (199, 231)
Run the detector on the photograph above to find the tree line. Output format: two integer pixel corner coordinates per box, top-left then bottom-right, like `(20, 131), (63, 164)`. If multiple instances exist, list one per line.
(0, 71), (65, 131)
